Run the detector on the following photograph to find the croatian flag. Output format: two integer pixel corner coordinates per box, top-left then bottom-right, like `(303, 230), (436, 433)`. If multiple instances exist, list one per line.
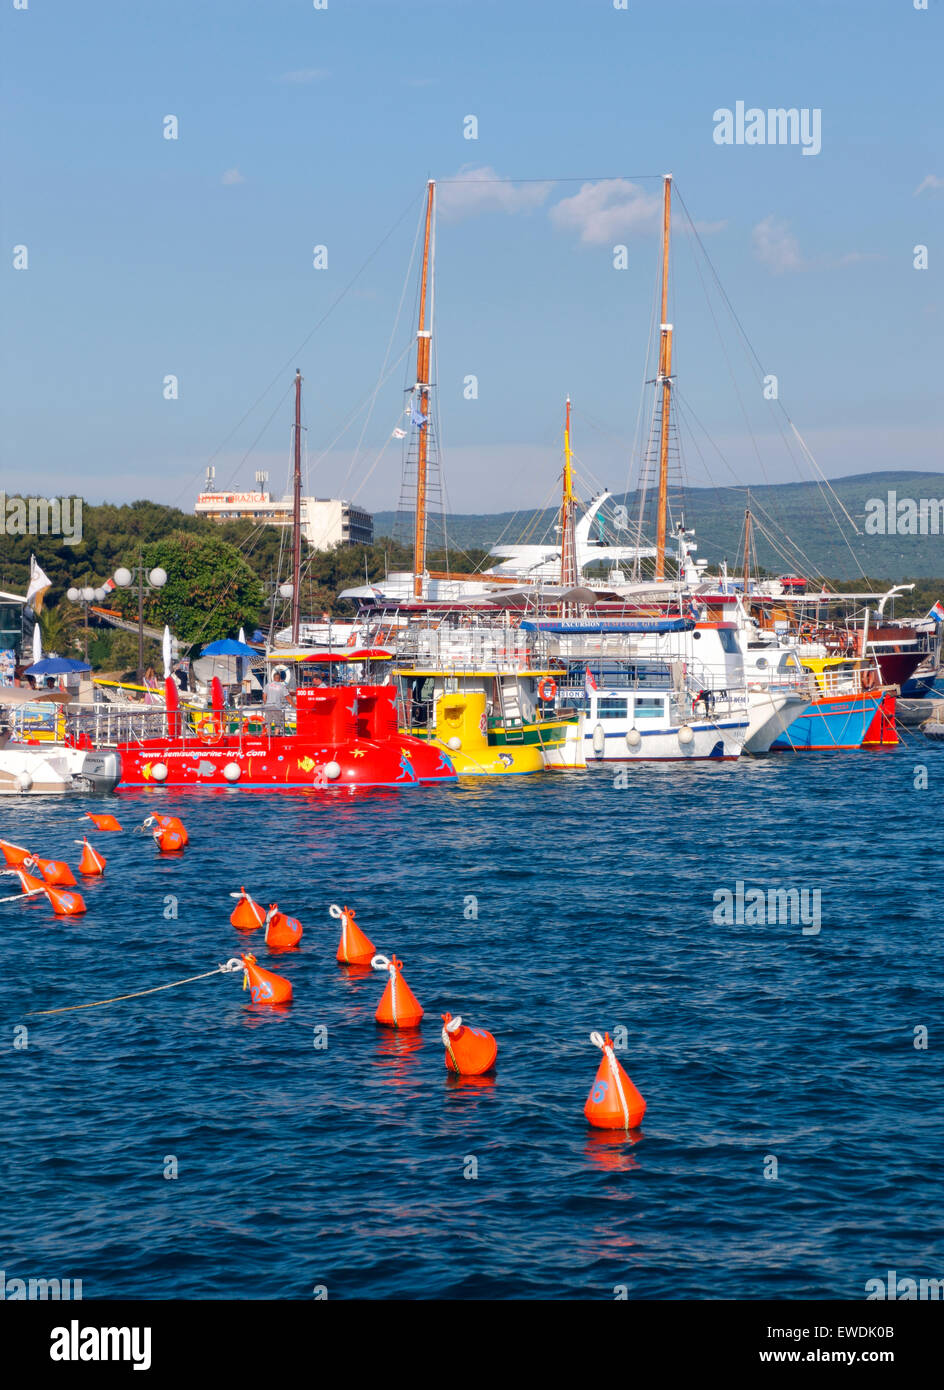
(584, 666), (598, 696)
(929, 600), (944, 625)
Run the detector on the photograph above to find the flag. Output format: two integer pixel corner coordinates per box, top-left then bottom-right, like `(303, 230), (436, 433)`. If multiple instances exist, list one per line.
(25, 555), (52, 613)
(929, 600), (944, 625)
(584, 666), (598, 696)
(410, 404), (428, 428)
(102, 577), (116, 595)
(392, 427), (407, 439)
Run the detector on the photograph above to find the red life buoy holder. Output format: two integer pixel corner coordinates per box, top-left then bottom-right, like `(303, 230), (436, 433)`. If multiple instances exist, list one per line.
(196, 713), (222, 744)
(538, 677), (557, 702)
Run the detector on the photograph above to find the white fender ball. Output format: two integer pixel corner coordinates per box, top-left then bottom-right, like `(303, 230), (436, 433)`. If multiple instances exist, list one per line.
(678, 724), (694, 746)
(151, 762), (168, 781)
(324, 761), (341, 780)
(223, 762), (241, 782)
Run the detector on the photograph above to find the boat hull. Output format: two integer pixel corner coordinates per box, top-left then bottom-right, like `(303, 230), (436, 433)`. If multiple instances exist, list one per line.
(771, 691), (894, 751)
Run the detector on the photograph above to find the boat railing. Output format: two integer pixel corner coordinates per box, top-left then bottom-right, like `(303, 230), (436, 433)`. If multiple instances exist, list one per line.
(394, 628), (536, 672)
(63, 702), (298, 748)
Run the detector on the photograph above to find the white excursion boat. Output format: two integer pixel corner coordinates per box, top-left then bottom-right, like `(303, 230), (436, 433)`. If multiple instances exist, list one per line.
(0, 689), (122, 795)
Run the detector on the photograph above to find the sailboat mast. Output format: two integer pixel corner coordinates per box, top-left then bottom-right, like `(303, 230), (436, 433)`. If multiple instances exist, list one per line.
(655, 174), (673, 581)
(292, 368), (302, 644)
(743, 503), (752, 599)
(412, 179), (436, 600)
(560, 396), (578, 590)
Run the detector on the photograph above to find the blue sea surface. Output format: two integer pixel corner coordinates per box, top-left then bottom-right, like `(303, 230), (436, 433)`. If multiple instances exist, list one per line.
(2, 744), (943, 1300)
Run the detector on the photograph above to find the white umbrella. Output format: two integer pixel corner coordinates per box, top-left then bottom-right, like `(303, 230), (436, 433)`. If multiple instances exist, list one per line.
(162, 625), (172, 679)
(238, 628), (246, 646)
(32, 623), (42, 663)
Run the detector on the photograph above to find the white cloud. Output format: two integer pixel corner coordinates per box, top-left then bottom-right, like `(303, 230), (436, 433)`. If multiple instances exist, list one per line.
(221, 168), (246, 186)
(437, 166), (552, 222)
(549, 179), (661, 246)
(915, 174), (944, 196)
(278, 68), (330, 84)
(752, 215), (805, 273)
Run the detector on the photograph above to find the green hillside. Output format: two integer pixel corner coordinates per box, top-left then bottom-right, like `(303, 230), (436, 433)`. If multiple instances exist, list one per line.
(375, 471), (944, 583)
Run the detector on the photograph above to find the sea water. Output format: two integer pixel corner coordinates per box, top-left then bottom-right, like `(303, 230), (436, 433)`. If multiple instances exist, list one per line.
(2, 743), (942, 1299)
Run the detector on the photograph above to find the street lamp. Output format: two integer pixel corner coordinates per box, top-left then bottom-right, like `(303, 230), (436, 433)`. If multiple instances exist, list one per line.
(65, 583), (106, 661)
(113, 560), (168, 684)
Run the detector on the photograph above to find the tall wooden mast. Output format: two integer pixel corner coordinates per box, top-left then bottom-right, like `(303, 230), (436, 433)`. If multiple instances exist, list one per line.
(559, 397), (578, 591)
(742, 502), (752, 600)
(654, 174), (673, 581)
(412, 179), (435, 599)
(291, 368), (302, 644)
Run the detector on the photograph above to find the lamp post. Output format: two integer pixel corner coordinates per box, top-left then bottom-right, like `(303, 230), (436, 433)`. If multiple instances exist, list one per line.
(113, 558), (168, 684)
(65, 583), (108, 662)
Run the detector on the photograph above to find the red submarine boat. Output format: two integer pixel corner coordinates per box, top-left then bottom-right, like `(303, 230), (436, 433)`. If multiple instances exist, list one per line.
(116, 678), (457, 790)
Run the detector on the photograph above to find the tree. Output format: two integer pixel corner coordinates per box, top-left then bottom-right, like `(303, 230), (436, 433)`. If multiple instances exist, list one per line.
(119, 532), (265, 643)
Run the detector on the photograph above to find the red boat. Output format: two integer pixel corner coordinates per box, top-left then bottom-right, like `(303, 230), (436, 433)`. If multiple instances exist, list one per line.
(117, 683), (457, 790)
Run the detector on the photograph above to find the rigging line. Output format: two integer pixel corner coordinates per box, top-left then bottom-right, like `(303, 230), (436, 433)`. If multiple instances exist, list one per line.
(675, 185), (865, 546)
(219, 380), (296, 492)
(169, 187), (425, 510)
(624, 239), (663, 505)
(341, 198), (426, 494)
(313, 342), (414, 487)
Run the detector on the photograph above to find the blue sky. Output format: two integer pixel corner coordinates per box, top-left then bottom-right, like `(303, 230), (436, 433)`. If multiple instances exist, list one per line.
(1, 0), (941, 516)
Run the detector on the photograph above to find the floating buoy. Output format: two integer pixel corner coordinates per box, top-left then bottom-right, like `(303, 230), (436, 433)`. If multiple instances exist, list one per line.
(241, 953), (292, 1005)
(154, 827), (186, 854)
(151, 814), (189, 845)
(86, 813), (122, 832)
(29, 857), (78, 888)
(330, 902), (375, 965)
(76, 838), (106, 876)
(441, 1012), (497, 1075)
(0, 839), (34, 867)
(229, 887), (266, 930)
(264, 904), (303, 950)
(584, 1031), (646, 1130)
(45, 884), (87, 916)
(16, 867), (47, 896)
(371, 953), (423, 1028)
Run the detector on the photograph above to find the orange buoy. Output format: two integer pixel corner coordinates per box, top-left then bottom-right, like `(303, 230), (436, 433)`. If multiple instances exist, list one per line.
(86, 813), (122, 832)
(0, 839), (33, 867)
(16, 867), (47, 896)
(241, 952), (292, 1005)
(372, 953), (423, 1029)
(230, 887), (266, 930)
(30, 857), (78, 888)
(45, 884), (87, 916)
(154, 814), (188, 845)
(264, 904), (303, 950)
(584, 1031), (646, 1130)
(153, 827), (186, 854)
(441, 1012), (497, 1075)
(77, 838), (106, 876)
(330, 902), (375, 965)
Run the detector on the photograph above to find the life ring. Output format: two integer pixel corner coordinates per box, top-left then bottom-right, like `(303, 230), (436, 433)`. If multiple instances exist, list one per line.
(195, 713), (222, 744)
(538, 677), (557, 702)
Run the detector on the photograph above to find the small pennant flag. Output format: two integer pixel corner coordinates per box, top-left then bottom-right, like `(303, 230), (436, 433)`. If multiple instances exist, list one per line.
(584, 666), (598, 696)
(928, 600), (944, 625)
(392, 427), (407, 439)
(410, 405), (428, 428)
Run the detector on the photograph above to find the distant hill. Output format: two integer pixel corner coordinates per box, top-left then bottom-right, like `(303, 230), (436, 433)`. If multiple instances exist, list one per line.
(374, 471), (944, 582)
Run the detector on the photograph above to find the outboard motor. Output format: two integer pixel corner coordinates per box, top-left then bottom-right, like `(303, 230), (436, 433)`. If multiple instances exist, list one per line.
(77, 750), (122, 792)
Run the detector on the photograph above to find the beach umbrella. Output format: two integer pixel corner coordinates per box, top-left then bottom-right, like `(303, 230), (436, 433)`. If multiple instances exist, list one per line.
(24, 657), (91, 676)
(238, 628), (246, 646)
(32, 623), (42, 663)
(162, 626), (173, 679)
(200, 639), (257, 658)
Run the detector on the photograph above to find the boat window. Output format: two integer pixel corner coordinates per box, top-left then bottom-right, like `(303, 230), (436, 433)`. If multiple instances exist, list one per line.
(632, 697), (665, 720)
(561, 694), (591, 712)
(597, 697), (628, 718)
(755, 656), (768, 669)
(718, 628), (739, 654)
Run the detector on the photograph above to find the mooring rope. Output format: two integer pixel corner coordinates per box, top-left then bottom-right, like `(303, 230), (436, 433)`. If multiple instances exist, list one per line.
(27, 960), (245, 1016)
